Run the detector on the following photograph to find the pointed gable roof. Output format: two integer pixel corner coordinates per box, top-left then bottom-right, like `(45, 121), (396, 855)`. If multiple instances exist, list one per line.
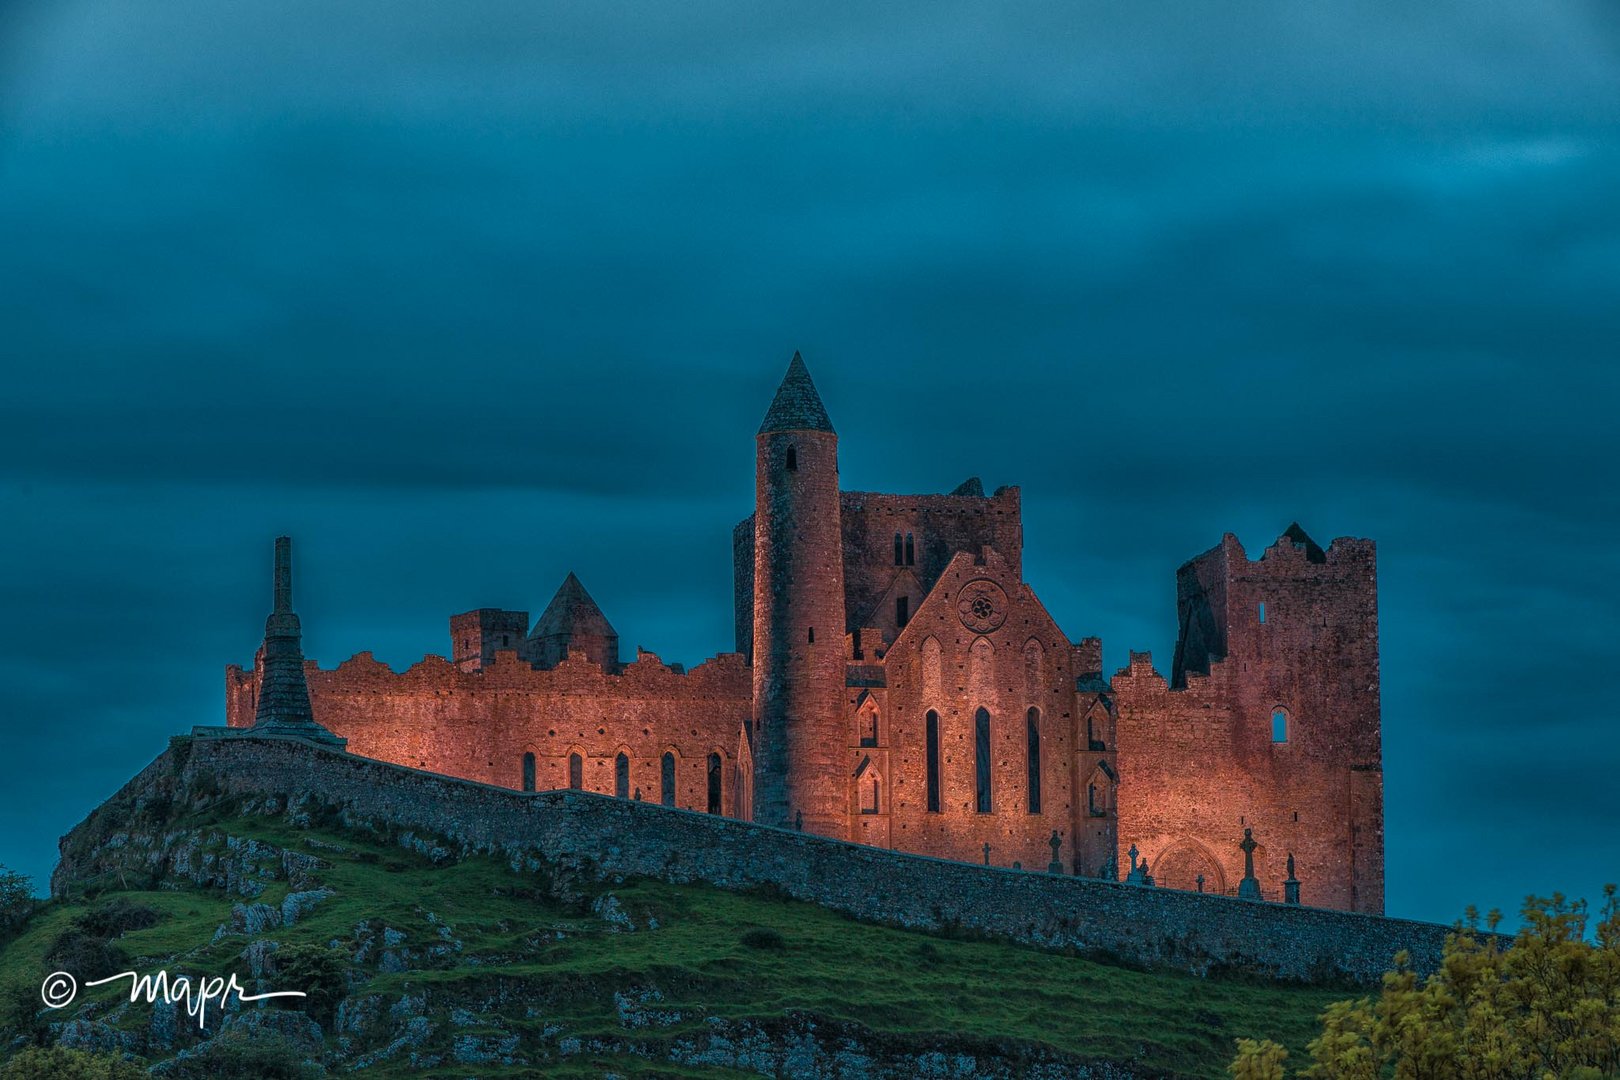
(758, 351), (834, 434)
(1282, 522), (1328, 563)
(531, 572), (618, 640)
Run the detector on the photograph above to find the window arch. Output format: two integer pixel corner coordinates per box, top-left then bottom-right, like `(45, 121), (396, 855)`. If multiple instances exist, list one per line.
(1023, 639), (1044, 701)
(615, 752), (630, 798)
(925, 709), (941, 812)
(894, 532), (904, 565)
(521, 751), (536, 793)
(1272, 708), (1290, 743)
(856, 698), (880, 747)
(921, 636), (942, 703)
(1088, 765), (1113, 817)
(1026, 707), (1041, 814)
(974, 707), (992, 813)
(856, 758), (882, 815)
(706, 752), (723, 814)
(785, 445), (797, 471)
(904, 532), (915, 565)
(568, 752), (583, 790)
(660, 752), (676, 806)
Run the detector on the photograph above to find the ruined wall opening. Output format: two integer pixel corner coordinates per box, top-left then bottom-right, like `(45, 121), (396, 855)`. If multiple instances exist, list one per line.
(1153, 837), (1227, 894)
(857, 698), (880, 747)
(660, 751), (676, 806)
(1026, 707), (1042, 814)
(615, 752), (630, 798)
(859, 761), (882, 815)
(568, 752), (583, 790)
(1088, 765), (1113, 817)
(1272, 708), (1290, 743)
(706, 752), (722, 814)
(904, 532), (915, 565)
(522, 751), (536, 793)
(925, 709), (941, 812)
(974, 707), (992, 813)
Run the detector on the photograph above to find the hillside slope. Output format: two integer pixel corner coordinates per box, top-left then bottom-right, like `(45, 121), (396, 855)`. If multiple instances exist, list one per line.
(2, 795), (1348, 1078)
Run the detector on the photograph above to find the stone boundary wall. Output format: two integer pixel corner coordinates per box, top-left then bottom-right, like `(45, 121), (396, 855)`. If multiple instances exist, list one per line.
(62, 734), (1454, 984)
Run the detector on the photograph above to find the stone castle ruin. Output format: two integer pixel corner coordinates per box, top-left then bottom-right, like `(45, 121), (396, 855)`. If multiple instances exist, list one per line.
(226, 355), (1384, 914)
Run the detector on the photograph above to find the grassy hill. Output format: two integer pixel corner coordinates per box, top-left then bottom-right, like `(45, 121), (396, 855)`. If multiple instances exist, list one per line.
(1, 806), (1350, 1078)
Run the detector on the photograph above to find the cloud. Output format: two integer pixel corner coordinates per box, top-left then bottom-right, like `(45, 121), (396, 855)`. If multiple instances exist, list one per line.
(0, 1), (1616, 921)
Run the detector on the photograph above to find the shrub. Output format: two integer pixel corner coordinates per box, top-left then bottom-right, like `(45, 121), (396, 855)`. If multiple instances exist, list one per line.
(0, 1047), (146, 1080)
(76, 898), (160, 939)
(739, 926), (786, 950)
(1233, 885), (1620, 1078)
(269, 943), (349, 1028)
(44, 926), (123, 981)
(158, 1027), (319, 1080)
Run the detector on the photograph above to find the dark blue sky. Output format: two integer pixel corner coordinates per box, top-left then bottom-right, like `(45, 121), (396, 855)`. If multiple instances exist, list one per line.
(1, 2), (1616, 923)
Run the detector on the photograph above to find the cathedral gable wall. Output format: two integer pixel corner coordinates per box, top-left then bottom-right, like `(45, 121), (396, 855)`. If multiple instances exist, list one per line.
(871, 549), (1096, 873)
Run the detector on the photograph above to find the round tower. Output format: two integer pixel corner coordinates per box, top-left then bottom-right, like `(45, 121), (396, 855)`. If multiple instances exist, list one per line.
(752, 352), (846, 836)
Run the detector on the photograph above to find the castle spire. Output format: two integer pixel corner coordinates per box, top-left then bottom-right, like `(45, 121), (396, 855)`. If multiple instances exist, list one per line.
(758, 351), (834, 435)
(250, 537), (345, 746)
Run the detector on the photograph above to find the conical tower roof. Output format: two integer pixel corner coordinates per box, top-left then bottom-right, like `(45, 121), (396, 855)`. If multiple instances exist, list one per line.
(758, 351), (834, 434)
(531, 572), (618, 641)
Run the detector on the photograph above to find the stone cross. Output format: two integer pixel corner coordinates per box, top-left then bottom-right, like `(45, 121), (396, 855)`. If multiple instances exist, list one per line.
(1047, 830), (1064, 874)
(1195, 873), (1205, 893)
(1128, 843), (1139, 874)
(1238, 827), (1262, 900)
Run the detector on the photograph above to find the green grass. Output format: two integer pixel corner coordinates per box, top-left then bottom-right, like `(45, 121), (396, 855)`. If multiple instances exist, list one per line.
(2, 811), (1349, 1077)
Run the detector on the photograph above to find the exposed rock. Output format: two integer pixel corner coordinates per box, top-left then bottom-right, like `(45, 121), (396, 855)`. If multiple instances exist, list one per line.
(282, 887), (334, 927)
(231, 901), (283, 935)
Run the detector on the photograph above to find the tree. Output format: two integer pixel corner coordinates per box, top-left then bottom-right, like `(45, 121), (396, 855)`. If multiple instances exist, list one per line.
(0, 866), (34, 937)
(0, 1047), (146, 1080)
(1232, 885), (1620, 1079)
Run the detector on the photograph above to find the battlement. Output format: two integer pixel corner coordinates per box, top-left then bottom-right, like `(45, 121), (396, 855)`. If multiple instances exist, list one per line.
(228, 647), (747, 714)
(1172, 524), (1378, 687)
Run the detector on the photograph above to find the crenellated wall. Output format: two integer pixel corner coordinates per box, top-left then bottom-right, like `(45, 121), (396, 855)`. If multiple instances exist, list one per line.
(227, 648), (751, 816)
(1113, 531), (1384, 913)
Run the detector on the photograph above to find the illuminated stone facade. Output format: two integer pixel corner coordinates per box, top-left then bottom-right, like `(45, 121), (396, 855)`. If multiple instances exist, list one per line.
(228, 355), (1384, 912)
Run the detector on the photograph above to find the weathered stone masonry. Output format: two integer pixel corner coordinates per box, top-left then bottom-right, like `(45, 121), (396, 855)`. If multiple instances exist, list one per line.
(226, 353), (1386, 914)
(60, 735), (1447, 984)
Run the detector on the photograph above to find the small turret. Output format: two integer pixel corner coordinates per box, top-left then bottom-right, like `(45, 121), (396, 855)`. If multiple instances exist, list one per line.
(249, 537), (345, 747)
